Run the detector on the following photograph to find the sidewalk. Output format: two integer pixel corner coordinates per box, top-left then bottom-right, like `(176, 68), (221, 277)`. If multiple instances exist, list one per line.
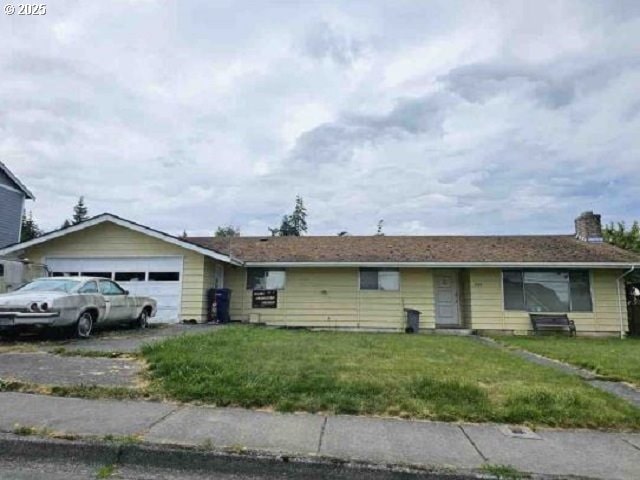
(0, 391), (638, 479)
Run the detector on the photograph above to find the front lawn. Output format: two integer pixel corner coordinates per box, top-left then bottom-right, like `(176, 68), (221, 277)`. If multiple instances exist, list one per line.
(142, 326), (640, 429)
(495, 336), (640, 385)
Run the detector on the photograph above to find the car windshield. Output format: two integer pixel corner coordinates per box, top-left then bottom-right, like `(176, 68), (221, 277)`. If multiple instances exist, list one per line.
(16, 279), (80, 293)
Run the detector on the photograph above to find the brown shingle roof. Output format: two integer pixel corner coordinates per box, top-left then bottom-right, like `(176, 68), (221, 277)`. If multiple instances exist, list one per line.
(186, 235), (640, 265)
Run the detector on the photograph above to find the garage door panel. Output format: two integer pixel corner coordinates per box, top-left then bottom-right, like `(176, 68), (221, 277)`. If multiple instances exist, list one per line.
(46, 257), (182, 324)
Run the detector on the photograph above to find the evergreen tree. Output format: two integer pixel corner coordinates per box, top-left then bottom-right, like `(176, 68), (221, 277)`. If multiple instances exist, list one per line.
(337, 231), (349, 236)
(375, 219), (385, 236)
(21, 211), (42, 241)
(179, 230), (188, 239)
(269, 197), (309, 236)
(603, 221), (640, 253)
(72, 196), (89, 224)
(289, 196), (308, 235)
(61, 219), (72, 229)
(215, 225), (241, 237)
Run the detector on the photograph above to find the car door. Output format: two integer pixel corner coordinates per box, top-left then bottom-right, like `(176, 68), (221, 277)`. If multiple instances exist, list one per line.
(99, 280), (130, 322)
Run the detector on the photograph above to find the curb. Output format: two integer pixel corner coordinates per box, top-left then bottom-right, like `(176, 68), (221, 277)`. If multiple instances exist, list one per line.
(0, 433), (481, 479)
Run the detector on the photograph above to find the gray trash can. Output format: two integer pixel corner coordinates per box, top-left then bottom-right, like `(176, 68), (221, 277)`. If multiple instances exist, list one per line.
(404, 308), (421, 333)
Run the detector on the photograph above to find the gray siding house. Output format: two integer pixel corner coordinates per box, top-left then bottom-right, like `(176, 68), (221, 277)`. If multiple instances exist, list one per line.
(0, 162), (34, 248)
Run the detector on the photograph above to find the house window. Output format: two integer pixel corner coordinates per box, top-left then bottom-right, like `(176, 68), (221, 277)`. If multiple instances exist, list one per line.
(246, 268), (286, 290)
(0, 264), (4, 277)
(503, 270), (592, 312)
(359, 268), (400, 291)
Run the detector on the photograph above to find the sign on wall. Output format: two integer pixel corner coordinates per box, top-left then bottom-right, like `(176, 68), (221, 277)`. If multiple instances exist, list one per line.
(252, 289), (278, 308)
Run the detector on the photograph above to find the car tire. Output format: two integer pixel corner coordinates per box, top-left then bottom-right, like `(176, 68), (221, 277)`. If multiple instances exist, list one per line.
(75, 312), (94, 339)
(135, 309), (149, 329)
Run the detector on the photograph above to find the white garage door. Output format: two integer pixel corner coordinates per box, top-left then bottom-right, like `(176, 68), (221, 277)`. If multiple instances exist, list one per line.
(45, 257), (183, 323)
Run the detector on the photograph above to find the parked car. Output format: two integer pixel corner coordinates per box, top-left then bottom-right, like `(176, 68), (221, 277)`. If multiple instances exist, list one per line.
(0, 277), (157, 338)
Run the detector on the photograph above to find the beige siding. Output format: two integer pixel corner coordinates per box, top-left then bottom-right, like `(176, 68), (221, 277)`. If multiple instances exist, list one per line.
(467, 268), (627, 334)
(225, 267), (436, 331)
(21, 222), (217, 322)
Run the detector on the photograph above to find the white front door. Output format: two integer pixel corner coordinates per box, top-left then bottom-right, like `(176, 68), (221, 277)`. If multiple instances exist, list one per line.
(434, 270), (460, 326)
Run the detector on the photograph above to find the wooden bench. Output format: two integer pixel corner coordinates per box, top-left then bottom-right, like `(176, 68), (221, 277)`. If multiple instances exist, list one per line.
(530, 313), (576, 336)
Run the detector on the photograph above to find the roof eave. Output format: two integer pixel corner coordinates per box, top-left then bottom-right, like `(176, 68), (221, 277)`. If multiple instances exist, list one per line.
(243, 261), (640, 268)
(0, 161), (35, 199)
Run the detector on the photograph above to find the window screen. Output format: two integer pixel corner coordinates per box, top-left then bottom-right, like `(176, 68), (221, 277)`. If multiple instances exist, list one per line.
(503, 270), (525, 310)
(569, 271), (593, 311)
(359, 269), (399, 291)
(246, 268), (286, 290)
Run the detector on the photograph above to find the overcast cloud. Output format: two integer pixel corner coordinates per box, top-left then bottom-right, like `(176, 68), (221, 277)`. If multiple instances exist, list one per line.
(1, 0), (639, 236)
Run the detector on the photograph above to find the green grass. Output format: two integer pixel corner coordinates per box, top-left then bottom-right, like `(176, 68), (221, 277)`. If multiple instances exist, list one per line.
(142, 326), (640, 429)
(481, 464), (528, 479)
(495, 336), (640, 385)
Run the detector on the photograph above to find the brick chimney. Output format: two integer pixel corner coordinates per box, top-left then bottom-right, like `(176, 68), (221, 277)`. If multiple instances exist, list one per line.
(575, 211), (603, 243)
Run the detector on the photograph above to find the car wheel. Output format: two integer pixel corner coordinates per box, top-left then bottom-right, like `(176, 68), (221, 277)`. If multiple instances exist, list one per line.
(76, 312), (93, 339)
(136, 309), (149, 329)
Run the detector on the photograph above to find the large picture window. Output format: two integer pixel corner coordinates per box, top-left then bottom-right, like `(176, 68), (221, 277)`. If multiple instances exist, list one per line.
(359, 268), (400, 291)
(246, 268), (286, 290)
(503, 270), (592, 312)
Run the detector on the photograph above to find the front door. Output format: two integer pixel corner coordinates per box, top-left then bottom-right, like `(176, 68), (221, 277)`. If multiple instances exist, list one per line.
(434, 271), (460, 327)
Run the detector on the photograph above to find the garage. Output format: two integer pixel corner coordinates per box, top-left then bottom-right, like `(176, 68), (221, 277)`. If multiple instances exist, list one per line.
(45, 257), (183, 323)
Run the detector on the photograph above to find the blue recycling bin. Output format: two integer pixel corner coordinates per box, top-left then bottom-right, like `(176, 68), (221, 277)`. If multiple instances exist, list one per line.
(214, 288), (232, 323)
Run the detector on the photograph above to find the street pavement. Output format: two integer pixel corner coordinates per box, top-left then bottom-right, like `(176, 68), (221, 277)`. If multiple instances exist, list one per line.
(0, 391), (638, 480)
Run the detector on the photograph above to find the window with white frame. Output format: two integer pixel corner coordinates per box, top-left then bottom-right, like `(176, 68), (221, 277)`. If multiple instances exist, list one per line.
(503, 270), (592, 312)
(359, 268), (400, 291)
(246, 268), (286, 290)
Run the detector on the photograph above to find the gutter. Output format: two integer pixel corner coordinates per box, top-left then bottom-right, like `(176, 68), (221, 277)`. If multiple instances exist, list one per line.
(616, 266), (636, 339)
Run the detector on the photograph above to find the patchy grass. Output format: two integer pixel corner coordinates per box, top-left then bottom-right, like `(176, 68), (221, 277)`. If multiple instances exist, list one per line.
(142, 326), (640, 429)
(95, 464), (116, 479)
(481, 464), (528, 479)
(495, 336), (640, 385)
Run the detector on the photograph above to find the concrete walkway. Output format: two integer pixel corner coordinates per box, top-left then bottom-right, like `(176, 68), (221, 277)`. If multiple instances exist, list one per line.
(0, 392), (638, 480)
(475, 336), (640, 408)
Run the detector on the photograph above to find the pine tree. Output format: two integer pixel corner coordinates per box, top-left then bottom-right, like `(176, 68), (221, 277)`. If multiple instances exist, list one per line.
(179, 230), (188, 239)
(269, 197), (308, 237)
(290, 196), (308, 235)
(72, 196), (89, 225)
(61, 219), (72, 229)
(21, 211), (42, 241)
(375, 219), (385, 236)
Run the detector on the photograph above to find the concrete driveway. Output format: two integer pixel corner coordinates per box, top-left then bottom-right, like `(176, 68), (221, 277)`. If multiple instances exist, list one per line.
(0, 323), (223, 388)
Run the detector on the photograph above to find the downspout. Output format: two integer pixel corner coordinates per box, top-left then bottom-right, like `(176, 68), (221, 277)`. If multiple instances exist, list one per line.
(616, 266), (636, 339)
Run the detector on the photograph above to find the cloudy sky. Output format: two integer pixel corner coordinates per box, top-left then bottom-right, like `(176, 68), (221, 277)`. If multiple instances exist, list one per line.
(2, 0), (639, 236)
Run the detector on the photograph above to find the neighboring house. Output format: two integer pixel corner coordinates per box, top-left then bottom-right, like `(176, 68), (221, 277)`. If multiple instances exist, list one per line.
(0, 161), (34, 248)
(0, 162), (35, 292)
(0, 211), (638, 335)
